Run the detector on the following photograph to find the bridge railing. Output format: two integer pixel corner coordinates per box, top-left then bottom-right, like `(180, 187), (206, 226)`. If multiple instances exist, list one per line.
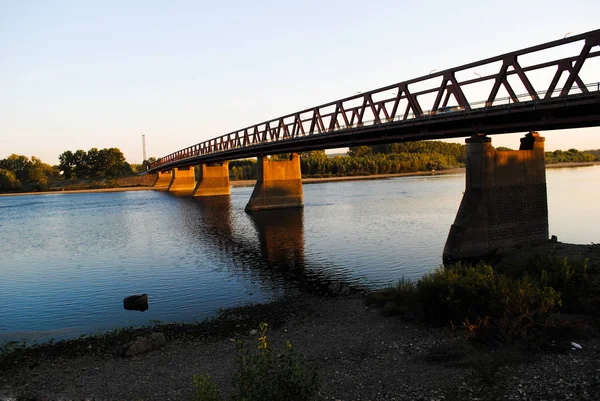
(150, 29), (600, 170)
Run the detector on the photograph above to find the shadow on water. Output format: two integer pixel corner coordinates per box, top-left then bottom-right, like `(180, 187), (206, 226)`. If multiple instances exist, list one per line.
(173, 195), (363, 296)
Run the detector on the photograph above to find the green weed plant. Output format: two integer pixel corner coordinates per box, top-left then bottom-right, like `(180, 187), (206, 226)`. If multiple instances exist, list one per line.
(192, 323), (320, 401)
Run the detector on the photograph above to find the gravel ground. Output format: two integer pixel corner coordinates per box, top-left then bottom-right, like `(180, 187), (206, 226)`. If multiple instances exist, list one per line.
(1, 294), (599, 401)
(2, 241), (599, 401)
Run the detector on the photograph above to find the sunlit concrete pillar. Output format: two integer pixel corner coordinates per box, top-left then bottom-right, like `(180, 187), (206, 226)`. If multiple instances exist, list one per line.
(245, 153), (303, 212)
(193, 162), (231, 197)
(443, 132), (548, 263)
(168, 167), (196, 194)
(154, 170), (173, 190)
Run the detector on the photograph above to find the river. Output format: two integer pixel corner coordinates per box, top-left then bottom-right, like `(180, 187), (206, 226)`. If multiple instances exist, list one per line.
(1, 165), (599, 343)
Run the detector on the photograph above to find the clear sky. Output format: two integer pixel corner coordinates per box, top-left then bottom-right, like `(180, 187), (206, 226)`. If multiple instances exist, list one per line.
(1, 0), (599, 165)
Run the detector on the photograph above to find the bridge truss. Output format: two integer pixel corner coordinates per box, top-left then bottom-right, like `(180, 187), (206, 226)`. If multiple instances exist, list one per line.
(150, 29), (600, 171)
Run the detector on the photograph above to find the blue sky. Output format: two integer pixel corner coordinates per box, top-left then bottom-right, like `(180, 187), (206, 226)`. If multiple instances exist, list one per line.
(1, 0), (600, 165)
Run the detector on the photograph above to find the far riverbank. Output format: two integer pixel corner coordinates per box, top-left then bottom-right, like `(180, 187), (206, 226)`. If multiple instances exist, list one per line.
(1, 161), (598, 196)
(222, 161), (600, 188)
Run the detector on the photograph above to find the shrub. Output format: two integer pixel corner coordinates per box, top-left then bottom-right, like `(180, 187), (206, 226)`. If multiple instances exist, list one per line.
(192, 373), (223, 401)
(498, 255), (599, 315)
(417, 263), (503, 325)
(365, 277), (419, 317)
(367, 260), (578, 347)
(192, 323), (320, 401)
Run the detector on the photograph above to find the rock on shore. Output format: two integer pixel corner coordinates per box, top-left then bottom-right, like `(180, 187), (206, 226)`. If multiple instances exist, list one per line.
(117, 332), (166, 357)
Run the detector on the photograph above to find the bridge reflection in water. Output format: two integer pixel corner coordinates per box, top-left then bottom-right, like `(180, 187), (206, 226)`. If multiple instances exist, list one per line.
(174, 195), (361, 296)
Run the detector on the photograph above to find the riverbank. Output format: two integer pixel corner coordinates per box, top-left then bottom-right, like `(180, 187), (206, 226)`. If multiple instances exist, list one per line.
(0, 186), (154, 197)
(2, 162), (598, 196)
(206, 161), (600, 188)
(2, 240), (599, 401)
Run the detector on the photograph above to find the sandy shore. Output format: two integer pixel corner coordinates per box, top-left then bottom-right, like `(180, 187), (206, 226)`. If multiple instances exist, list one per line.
(1, 162), (598, 196)
(0, 186), (155, 197)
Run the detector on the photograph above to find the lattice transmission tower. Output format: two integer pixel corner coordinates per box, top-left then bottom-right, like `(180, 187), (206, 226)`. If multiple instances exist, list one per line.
(142, 134), (147, 162)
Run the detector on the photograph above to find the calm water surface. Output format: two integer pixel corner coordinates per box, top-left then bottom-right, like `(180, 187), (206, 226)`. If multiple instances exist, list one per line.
(1, 166), (599, 342)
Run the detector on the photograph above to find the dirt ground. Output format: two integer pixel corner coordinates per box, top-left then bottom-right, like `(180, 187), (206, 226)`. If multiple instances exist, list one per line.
(2, 241), (599, 401)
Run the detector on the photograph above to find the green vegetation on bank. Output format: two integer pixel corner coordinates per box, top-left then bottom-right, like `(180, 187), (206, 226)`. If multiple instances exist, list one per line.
(0, 148), (149, 193)
(366, 255), (599, 349)
(230, 141), (469, 180)
(0, 154), (59, 192)
(1, 142), (599, 193)
(192, 323), (320, 401)
(545, 148), (598, 164)
(231, 142), (600, 181)
(57, 148), (134, 179)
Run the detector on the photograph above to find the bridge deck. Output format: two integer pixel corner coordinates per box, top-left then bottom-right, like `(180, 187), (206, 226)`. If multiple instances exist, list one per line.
(149, 29), (600, 173)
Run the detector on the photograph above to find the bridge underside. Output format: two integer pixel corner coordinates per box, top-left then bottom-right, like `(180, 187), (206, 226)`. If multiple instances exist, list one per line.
(149, 95), (599, 171)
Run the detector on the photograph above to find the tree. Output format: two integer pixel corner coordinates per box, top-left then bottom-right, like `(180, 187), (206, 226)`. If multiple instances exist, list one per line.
(0, 169), (21, 191)
(141, 157), (157, 171)
(348, 146), (372, 158)
(58, 150), (76, 179)
(86, 148), (101, 177)
(58, 147), (133, 179)
(130, 163), (145, 174)
(229, 159), (257, 180)
(300, 150), (326, 160)
(271, 153), (292, 161)
(0, 154), (31, 181)
(27, 157), (56, 189)
(98, 148), (132, 177)
(72, 149), (89, 179)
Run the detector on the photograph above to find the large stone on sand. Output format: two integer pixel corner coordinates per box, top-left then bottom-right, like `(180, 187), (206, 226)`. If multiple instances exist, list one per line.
(118, 332), (166, 357)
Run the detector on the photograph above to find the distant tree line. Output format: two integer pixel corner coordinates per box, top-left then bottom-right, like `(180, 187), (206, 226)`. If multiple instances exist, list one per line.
(0, 147), (148, 193)
(228, 142), (600, 181)
(0, 154), (59, 191)
(58, 148), (133, 179)
(230, 159), (258, 180)
(545, 148), (598, 164)
(229, 141), (468, 180)
(487, 147), (599, 164)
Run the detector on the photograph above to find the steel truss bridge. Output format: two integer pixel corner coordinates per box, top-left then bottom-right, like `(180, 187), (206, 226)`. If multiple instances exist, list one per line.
(149, 29), (600, 172)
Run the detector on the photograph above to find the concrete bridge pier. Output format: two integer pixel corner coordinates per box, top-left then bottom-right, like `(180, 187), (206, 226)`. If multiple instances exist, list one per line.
(154, 170), (173, 190)
(193, 162), (231, 197)
(443, 132), (548, 263)
(168, 167), (196, 194)
(245, 153), (303, 212)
